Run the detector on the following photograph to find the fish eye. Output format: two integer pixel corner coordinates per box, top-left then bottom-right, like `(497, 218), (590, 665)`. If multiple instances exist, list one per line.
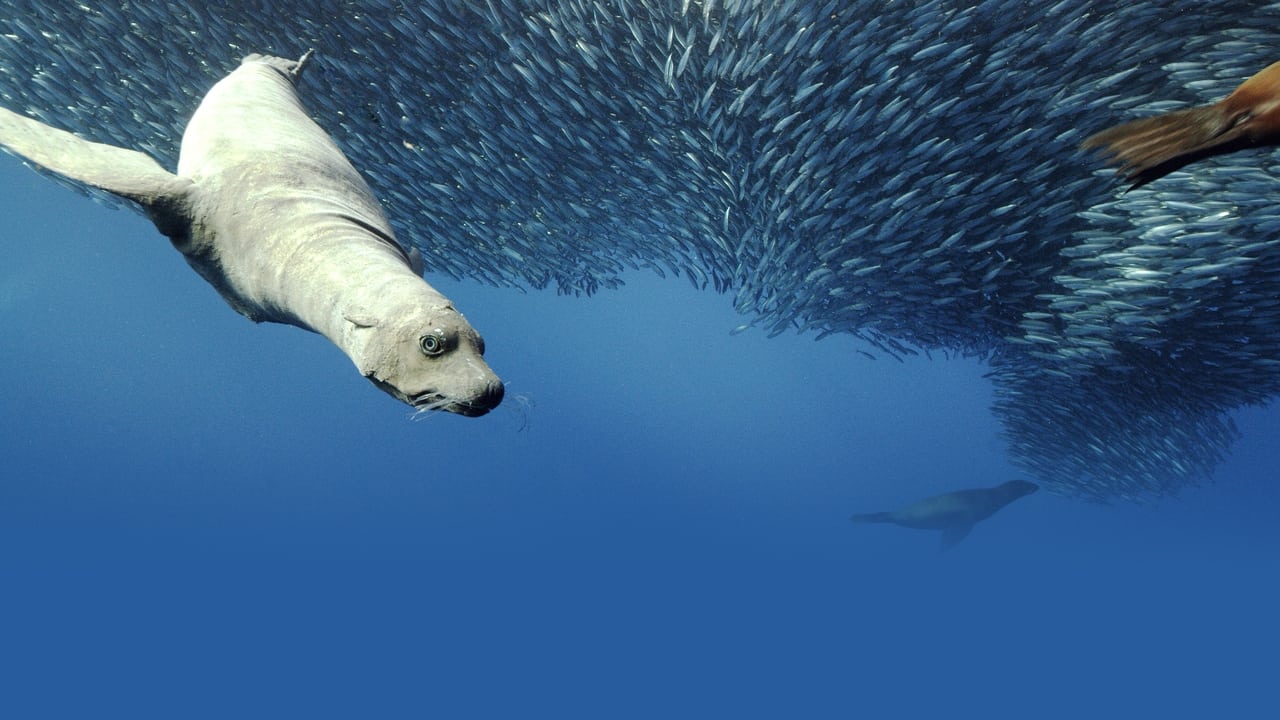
(419, 332), (446, 356)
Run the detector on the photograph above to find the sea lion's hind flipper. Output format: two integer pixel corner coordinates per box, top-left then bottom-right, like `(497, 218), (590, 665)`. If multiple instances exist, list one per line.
(939, 523), (973, 552)
(0, 105), (188, 209)
(1081, 105), (1240, 188)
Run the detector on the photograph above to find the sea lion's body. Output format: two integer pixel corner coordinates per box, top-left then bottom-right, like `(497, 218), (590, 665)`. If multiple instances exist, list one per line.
(0, 52), (503, 415)
(850, 480), (1038, 550)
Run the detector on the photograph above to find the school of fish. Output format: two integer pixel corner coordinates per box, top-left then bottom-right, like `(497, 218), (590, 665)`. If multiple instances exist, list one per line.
(0, 0), (1277, 500)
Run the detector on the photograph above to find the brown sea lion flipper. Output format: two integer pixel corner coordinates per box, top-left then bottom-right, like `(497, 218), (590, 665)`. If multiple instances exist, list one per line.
(1082, 104), (1240, 186)
(1083, 60), (1280, 188)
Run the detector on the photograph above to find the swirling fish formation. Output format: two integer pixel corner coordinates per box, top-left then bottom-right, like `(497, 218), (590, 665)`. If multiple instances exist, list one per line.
(0, 0), (1277, 500)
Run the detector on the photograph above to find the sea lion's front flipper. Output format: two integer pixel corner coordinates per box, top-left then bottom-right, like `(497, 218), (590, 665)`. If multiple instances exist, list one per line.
(0, 105), (189, 210)
(939, 523), (973, 552)
(406, 246), (425, 276)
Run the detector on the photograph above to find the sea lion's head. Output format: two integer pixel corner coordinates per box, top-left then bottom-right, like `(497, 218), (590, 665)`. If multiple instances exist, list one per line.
(347, 302), (503, 417)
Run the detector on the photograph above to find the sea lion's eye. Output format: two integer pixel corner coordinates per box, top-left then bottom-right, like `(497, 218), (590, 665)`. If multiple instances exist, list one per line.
(419, 332), (446, 356)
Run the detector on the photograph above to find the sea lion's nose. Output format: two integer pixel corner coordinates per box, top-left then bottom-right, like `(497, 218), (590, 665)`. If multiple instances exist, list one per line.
(453, 380), (504, 417)
(477, 379), (505, 411)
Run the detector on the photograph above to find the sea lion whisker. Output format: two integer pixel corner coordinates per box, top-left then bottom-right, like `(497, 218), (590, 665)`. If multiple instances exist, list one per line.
(498, 387), (535, 433)
(409, 395), (453, 421)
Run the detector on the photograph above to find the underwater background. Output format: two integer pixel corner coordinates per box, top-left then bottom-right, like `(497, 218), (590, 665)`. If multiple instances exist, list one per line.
(3, 144), (1279, 719)
(1, 2), (1279, 717)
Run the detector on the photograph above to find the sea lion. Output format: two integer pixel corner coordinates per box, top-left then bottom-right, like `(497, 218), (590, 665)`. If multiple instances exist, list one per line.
(849, 480), (1039, 551)
(1083, 60), (1280, 188)
(0, 51), (503, 416)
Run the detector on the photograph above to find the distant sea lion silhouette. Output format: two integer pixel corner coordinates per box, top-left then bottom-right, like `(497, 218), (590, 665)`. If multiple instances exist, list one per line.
(1083, 60), (1280, 188)
(0, 51), (503, 416)
(849, 480), (1039, 551)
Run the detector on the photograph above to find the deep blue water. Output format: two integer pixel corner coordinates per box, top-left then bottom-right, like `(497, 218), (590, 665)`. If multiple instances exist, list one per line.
(0, 149), (1277, 717)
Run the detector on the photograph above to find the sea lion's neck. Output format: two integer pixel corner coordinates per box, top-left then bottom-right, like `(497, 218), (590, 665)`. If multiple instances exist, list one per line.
(270, 237), (446, 367)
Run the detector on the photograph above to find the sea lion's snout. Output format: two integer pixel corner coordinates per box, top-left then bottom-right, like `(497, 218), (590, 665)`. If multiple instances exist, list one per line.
(376, 359), (504, 416)
(444, 379), (505, 417)
(412, 360), (505, 416)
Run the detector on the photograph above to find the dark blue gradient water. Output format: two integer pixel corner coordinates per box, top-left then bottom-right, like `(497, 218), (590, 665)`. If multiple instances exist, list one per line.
(1, 154), (1277, 718)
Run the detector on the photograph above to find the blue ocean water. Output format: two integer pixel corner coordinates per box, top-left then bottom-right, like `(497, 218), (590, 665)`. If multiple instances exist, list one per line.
(1, 145), (1278, 718)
